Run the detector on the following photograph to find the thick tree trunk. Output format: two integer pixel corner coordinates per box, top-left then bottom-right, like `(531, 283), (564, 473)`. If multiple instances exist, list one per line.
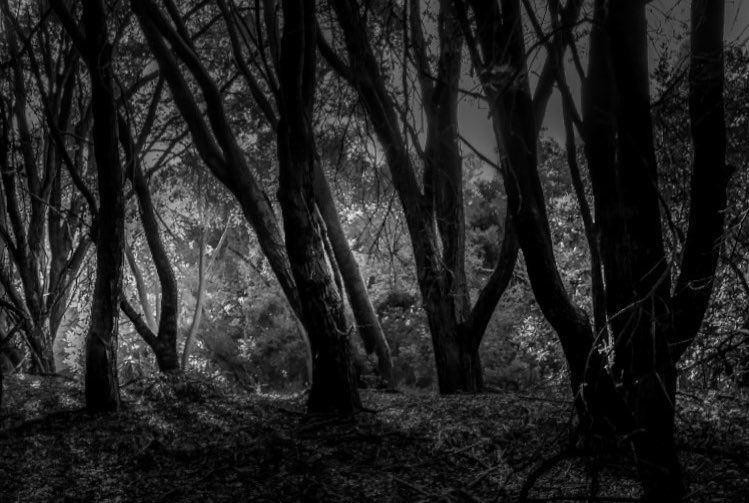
(313, 163), (394, 386)
(628, 369), (683, 502)
(81, 0), (123, 412)
(672, 0), (730, 360)
(600, 2), (684, 498)
(427, 311), (482, 393)
(277, 0), (360, 414)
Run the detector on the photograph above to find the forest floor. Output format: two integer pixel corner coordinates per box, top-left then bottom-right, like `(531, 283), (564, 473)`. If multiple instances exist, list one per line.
(0, 374), (748, 502)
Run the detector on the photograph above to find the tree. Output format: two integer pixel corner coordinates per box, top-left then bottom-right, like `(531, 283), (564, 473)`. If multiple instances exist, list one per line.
(51, 0), (126, 411)
(456, 0), (729, 498)
(130, 0), (362, 412)
(324, 0), (519, 392)
(275, 0), (360, 413)
(117, 87), (181, 373)
(0, 1), (93, 373)
(217, 0), (394, 385)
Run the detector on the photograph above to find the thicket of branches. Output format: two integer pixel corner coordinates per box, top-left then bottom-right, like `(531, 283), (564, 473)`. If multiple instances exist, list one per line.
(1, 0), (747, 499)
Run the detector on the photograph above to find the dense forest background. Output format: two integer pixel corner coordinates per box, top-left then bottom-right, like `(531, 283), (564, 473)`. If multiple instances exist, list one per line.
(1, 0), (748, 501)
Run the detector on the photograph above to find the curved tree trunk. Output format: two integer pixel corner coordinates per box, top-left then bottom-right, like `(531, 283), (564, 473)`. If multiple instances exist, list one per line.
(131, 0), (304, 324)
(118, 110), (180, 373)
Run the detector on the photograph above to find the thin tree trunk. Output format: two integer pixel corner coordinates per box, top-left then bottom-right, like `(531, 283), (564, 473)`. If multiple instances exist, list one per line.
(125, 244), (158, 333)
(131, 0), (304, 323)
(313, 162), (394, 386)
(182, 222), (207, 370)
(118, 112), (180, 372)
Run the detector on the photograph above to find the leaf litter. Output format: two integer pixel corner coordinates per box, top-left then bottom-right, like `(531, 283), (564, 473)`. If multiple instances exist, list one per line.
(0, 375), (747, 502)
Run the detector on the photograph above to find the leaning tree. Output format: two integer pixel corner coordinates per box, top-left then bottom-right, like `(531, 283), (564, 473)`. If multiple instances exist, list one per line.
(130, 0), (364, 413)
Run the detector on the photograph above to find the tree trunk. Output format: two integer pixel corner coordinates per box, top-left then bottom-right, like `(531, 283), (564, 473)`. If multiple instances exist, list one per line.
(118, 111), (180, 373)
(672, 0), (730, 360)
(313, 162), (394, 386)
(27, 323), (55, 373)
(327, 0), (522, 395)
(427, 312), (483, 393)
(277, 0), (360, 414)
(80, 0), (123, 412)
(131, 0), (305, 324)
(182, 222), (207, 370)
(125, 245), (158, 333)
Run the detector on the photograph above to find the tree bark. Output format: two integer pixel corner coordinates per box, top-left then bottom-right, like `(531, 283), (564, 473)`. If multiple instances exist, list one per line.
(277, 0), (360, 414)
(601, 3), (683, 497)
(459, 0), (728, 498)
(216, 0), (394, 386)
(312, 163), (394, 386)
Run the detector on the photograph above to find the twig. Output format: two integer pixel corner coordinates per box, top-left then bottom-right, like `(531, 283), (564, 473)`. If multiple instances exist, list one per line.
(468, 462), (510, 488)
(519, 448), (583, 502)
(392, 475), (431, 497)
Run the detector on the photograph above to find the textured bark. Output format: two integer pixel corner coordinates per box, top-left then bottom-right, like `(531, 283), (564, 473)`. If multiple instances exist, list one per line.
(602, 4), (682, 497)
(277, 0), (360, 414)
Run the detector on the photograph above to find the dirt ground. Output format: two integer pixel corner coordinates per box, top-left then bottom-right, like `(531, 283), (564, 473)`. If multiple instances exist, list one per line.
(1, 374), (747, 502)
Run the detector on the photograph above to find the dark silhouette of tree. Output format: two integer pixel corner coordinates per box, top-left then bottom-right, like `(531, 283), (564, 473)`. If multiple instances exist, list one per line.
(117, 99), (181, 373)
(217, 0), (393, 386)
(0, 1), (93, 373)
(324, 0), (520, 392)
(130, 0), (362, 412)
(275, 0), (360, 413)
(456, 0), (729, 498)
(50, 0), (126, 411)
